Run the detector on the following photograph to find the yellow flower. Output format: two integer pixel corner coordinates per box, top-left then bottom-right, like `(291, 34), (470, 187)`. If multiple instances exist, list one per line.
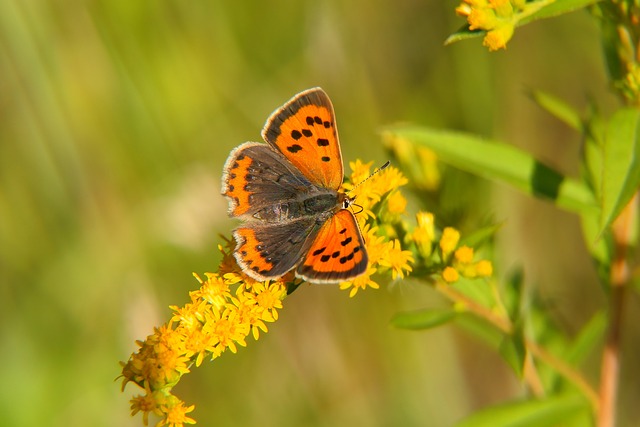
(379, 239), (414, 280)
(442, 266), (460, 283)
(476, 260), (494, 277)
(158, 401), (196, 427)
(454, 246), (474, 264)
(347, 159), (374, 191)
(455, 0), (522, 51)
(130, 383), (162, 426)
(361, 224), (388, 264)
(483, 23), (515, 51)
(411, 211), (435, 259)
(340, 267), (380, 297)
(203, 305), (249, 355)
(468, 8), (498, 30)
(439, 227), (460, 257)
(387, 191), (407, 215)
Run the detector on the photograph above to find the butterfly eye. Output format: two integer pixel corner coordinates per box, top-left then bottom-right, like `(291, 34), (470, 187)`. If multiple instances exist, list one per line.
(342, 197), (353, 209)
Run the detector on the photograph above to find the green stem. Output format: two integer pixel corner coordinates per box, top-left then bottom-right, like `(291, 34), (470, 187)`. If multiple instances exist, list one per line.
(435, 279), (599, 409)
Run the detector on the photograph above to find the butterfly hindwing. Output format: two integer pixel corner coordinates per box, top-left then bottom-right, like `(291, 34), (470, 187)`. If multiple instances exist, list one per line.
(233, 216), (321, 281)
(222, 142), (313, 219)
(262, 87), (343, 191)
(296, 209), (368, 283)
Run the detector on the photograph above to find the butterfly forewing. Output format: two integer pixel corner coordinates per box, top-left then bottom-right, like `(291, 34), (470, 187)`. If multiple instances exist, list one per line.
(296, 210), (368, 283)
(222, 142), (313, 219)
(262, 88), (343, 190)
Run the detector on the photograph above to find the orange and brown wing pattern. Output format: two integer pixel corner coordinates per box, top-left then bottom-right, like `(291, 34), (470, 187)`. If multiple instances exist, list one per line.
(221, 142), (312, 219)
(233, 216), (320, 281)
(296, 209), (368, 283)
(262, 88), (343, 191)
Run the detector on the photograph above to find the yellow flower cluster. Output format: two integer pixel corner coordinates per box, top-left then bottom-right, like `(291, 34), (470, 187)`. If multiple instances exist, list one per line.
(121, 256), (287, 427)
(439, 227), (493, 283)
(455, 0), (523, 51)
(339, 161), (415, 297)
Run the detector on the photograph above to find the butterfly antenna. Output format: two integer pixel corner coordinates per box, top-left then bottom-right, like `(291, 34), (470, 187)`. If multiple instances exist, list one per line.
(348, 160), (390, 195)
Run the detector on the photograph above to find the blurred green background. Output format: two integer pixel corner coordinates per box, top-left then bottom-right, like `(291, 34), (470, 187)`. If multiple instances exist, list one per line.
(2, 1), (637, 426)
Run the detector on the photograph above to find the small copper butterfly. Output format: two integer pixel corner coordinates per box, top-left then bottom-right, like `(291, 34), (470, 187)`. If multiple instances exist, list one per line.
(221, 88), (368, 283)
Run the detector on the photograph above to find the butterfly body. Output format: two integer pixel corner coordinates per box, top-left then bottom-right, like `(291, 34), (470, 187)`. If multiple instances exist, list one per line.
(222, 88), (367, 284)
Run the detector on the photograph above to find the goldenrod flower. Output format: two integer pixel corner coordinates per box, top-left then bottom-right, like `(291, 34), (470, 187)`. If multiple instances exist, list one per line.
(440, 227), (461, 258)
(454, 0), (538, 51)
(436, 227), (494, 283)
(411, 211), (435, 259)
(158, 400), (196, 427)
(454, 246), (474, 264)
(340, 266), (380, 297)
(379, 239), (415, 280)
(476, 260), (494, 277)
(121, 269), (287, 426)
(483, 23), (515, 51)
(443, 266), (460, 283)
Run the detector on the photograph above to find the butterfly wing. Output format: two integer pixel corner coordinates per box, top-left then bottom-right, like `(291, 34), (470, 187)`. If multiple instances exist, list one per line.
(233, 217), (321, 281)
(296, 209), (368, 283)
(222, 142), (313, 220)
(262, 87), (343, 190)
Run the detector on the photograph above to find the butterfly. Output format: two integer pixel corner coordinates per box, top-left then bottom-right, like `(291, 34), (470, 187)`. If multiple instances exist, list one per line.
(221, 87), (368, 284)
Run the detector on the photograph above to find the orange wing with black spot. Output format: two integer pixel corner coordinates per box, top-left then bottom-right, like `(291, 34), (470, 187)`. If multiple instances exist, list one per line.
(261, 88), (343, 191)
(296, 209), (368, 283)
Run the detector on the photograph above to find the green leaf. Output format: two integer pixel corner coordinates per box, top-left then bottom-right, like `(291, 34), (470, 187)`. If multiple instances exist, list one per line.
(444, 25), (485, 45)
(383, 126), (597, 213)
(519, 0), (604, 26)
(390, 307), (458, 330)
(499, 328), (526, 378)
(455, 394), (590, 427)
(502, 267), (525, 321)
(529, 90), (582, 131)
(600, 108), (640, 233)
(460, 222), (504, 248)
(564, 311), (606, 365)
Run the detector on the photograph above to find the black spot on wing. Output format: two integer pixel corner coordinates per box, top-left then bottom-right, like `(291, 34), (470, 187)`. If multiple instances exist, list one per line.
(287, 144), (303, 153)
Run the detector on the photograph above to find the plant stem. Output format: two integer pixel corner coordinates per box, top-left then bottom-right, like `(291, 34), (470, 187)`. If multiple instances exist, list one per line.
(435, 279), (599, 407)
(597, 193), (637, 427)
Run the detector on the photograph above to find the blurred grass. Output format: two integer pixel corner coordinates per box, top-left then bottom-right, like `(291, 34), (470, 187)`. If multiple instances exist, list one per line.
(1, 1), (638, 426)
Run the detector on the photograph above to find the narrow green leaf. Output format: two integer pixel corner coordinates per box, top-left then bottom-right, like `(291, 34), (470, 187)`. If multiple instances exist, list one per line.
(564, 311), (606, 365)
(529, 90), (582, 131)
(383, 126), (597, 213)
(459, 222), (504, 248)
(583, 110), (606, 200)
(519, 0), (604, 26)
(444, 25), (485, 45)
(502, 267), (525, 321)
(390, 307), (457, 330)
(600, 108), (640, 233)
(499, 330), (526, 378)
(455, 394), (590, 427)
